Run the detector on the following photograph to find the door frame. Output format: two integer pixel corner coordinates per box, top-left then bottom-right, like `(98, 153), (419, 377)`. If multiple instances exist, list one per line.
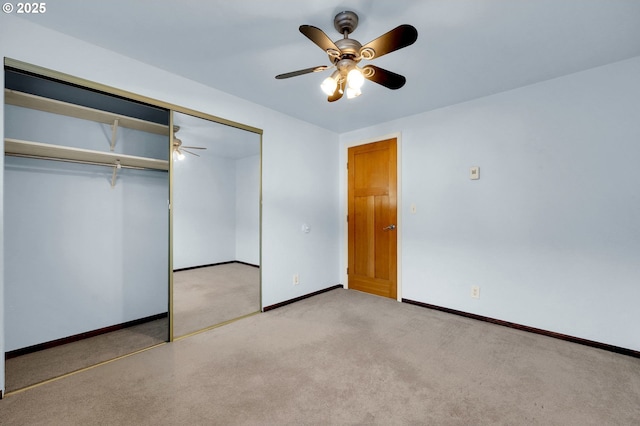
(341, 132), (402, 301)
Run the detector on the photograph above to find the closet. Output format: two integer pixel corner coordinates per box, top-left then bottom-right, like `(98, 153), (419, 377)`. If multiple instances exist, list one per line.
(3, 67), (170, 392)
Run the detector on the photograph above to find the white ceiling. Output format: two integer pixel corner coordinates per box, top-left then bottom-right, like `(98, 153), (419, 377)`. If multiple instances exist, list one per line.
(16, 0), (640, 133)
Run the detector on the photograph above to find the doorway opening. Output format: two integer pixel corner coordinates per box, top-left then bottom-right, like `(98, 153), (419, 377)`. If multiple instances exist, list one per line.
(347, 137), (398, 299)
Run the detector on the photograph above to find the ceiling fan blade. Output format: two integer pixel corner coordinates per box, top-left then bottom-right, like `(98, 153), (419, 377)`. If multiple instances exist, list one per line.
(299, 25), (341, 55)
(182, 146), (206, 150)
(360, 24), (418, 60)
(362, 65), (406, 90)
(275, 65), (328, 79)
(328, 85), (343, 102)
(182, 148), (201, 157)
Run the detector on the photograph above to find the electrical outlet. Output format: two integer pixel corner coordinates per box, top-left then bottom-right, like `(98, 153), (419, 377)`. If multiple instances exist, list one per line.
(293, 274), (299, 285)
(471, 285), (480, 299)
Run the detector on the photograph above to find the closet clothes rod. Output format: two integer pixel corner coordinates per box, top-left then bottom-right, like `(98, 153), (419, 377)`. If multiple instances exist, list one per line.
(5, 152), (148, 170)
(4, 138), (170, 171)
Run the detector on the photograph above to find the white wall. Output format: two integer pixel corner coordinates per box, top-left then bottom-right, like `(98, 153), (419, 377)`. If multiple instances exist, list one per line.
(0, 15), (341, 393)
(236, 154), (260, 265)
(4, 159), (169, 351)
(173, 154), (237, 269)
(173, 151), (260, 270)
(340, 56), (640, 351)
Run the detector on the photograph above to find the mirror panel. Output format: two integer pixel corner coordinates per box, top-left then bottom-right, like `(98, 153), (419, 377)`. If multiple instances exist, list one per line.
(171, 111), (261, 338)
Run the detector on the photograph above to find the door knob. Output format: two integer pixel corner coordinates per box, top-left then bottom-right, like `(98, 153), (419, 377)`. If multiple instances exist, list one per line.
(383, 224), (396, 231)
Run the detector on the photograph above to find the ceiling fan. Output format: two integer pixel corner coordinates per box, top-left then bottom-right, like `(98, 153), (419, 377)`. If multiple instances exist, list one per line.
(173, 126), (206, 160)
(275, 10), (418, 102)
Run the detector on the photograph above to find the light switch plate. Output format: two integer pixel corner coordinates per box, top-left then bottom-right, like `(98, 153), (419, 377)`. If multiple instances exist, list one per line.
(470, 166), (480, 180)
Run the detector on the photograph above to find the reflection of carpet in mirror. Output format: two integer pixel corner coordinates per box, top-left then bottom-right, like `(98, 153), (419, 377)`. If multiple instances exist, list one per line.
(173, 262), (260, 337)
(5, 318), (167, 392)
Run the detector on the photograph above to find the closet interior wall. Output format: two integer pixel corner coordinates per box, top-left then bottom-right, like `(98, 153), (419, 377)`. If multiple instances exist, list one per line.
(3, 69), (170, 352)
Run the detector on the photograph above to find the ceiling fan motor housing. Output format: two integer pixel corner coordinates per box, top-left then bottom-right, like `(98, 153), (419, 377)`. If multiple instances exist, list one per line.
(333, 38), (362, 61)
(334, 10), (359, 35)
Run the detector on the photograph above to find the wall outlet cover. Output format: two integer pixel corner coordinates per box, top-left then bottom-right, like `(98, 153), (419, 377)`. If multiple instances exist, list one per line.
(471, 285), (480, 298)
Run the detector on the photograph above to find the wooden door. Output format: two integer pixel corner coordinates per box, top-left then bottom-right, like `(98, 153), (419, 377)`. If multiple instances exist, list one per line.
(348, 138), (397, 299)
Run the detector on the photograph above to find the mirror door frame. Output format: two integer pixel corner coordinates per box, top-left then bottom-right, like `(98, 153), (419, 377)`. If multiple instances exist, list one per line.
(1, 59), (263, 392)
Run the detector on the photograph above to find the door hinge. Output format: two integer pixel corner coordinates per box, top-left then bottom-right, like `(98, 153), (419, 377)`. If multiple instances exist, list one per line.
(346, 214), (349, 222)
(347, 267), (349, 275)
(346, 162), (349, 169)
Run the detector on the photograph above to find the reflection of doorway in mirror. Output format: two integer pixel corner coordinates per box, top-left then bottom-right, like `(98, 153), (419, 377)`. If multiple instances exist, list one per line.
(172, 112), (261, 338)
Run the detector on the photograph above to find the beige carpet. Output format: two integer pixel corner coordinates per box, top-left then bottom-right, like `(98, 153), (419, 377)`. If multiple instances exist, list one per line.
(173, 263), (261, 338)
(4, 262), (259, 393)
(4, 318), (167, 393)
(1, 288), (639, 425)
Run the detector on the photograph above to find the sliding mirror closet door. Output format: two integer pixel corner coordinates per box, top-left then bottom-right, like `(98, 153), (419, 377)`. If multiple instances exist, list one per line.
(3, 66), (170, 393)
(172, 112), (261, 338)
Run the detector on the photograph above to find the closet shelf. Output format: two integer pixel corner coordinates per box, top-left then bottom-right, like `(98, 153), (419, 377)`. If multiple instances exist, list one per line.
(4, 89), (169, 136)
(5, 138), (169, 171)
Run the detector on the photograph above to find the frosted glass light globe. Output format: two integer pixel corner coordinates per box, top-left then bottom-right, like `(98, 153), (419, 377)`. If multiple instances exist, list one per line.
(347, 69), (364, 90)
(321, 76), (338, 95)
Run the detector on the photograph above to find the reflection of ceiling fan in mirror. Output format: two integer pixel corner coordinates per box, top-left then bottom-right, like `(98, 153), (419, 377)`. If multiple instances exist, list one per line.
(173, 125), (206, 160)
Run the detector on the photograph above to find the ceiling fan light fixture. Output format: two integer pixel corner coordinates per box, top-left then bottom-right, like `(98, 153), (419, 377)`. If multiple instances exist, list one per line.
(173, 139), (184, 160)
(347, 68), (365, 90)
(346, 87), (362, 99)
(321, 71), (340, 96)
(173, 147), (185, 161)
(277, 11), (418, 103)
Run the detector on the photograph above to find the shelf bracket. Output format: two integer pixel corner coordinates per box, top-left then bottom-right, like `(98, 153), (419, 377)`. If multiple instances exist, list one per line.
(110, 119), (119, 151)
(111, 160), (121, 188)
